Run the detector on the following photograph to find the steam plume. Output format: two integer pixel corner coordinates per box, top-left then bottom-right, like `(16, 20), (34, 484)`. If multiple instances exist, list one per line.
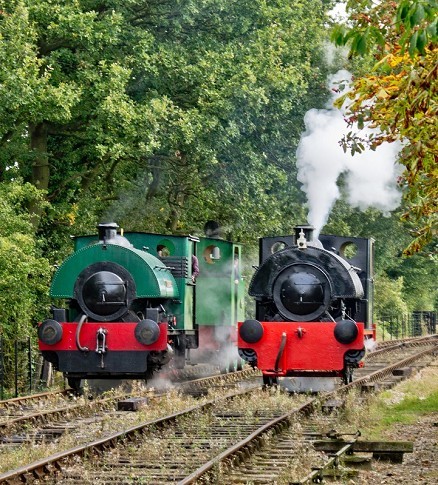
(296, 70), (402, 237)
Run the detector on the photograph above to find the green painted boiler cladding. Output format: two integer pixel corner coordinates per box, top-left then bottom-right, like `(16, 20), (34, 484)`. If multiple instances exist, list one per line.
(38, 223), (245, 392)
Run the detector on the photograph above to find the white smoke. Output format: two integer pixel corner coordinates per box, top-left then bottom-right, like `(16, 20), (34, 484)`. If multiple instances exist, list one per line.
(296, 69), (402, 237)
(365, 338), (377, 352)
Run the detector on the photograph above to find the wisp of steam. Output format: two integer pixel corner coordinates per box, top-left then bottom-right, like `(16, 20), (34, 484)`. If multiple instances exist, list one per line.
(296, 69), (402, 237)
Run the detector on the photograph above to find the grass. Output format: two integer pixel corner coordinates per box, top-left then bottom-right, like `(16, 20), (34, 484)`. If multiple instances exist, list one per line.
(356, 360), (438, 439)
(376, 391), (438, 426)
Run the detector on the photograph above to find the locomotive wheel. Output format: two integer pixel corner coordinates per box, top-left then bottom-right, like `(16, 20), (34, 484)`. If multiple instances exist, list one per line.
(262, 375), (278, 387)
(342, 366), (354, 385)
(173, 335), (186, 369)
(174, 351), (185, 369)
(143, 368), (155, 384)
(67, 377), (83, 396)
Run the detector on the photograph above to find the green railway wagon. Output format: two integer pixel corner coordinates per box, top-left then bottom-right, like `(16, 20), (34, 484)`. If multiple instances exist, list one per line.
(194, 238), (245, 370)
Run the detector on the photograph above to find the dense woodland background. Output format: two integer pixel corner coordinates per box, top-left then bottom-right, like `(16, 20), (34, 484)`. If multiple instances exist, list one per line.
(0, 1), (436, 348)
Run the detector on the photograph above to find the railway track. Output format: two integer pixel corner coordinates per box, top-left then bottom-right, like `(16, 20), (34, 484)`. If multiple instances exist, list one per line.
(0, 363), (218, 418)
(172, 342), (436, 484)
(1, 335), (426, 426)
(0, 336), (436, 484)
(0, 389), (128, 443)
(0, 363), (243, 441)
(0, 367), (259, 479)
(367, 334), (438, 353)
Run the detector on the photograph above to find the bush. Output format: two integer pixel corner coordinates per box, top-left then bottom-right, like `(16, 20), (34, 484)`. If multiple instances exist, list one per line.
(0, 181), (51, 387)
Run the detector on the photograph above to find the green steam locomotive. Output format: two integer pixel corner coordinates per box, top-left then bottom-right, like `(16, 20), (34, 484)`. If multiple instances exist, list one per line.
(38, 222), (245, 392)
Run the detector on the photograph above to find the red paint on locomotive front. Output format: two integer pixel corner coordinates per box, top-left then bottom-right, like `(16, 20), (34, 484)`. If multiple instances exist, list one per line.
(238, 321), (364, 376)
(38, 322), (168, 352)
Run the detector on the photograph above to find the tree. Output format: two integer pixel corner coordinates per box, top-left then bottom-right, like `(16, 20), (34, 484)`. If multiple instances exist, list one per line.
(331, 0), (437, 255)
(374, 273), (409, 316)
(0, 0), (170, 226)
(0, 181), (51, 343)
(81, 0), (334, 240)
(1, 1), (333, 243)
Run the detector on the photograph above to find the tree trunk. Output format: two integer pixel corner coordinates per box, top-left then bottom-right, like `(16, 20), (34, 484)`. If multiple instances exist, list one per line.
(165, 152), (188, 233)
(28, 122), (49, 227)
(166, 191), (186, 232)
(30, 122), (49, 190)
(146, 156), (162, 200)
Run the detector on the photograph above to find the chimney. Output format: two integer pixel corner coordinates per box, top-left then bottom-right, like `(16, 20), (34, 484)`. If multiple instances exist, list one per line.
(293, 225), (323, 249)
(98, 222), (119, 243)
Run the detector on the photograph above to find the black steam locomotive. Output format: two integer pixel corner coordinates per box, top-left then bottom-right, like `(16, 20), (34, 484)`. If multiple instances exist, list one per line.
(238, 225), (374, 386)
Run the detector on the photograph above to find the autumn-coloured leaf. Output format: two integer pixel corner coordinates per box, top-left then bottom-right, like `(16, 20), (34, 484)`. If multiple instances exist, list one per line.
(376, 87), (390, 98)
(331, 0), (438, 254)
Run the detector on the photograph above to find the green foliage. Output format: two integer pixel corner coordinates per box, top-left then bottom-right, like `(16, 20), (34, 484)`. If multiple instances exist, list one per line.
(374, 273), (409, 316)
(108, 0), (331, 240)
(358, 365), (438, 442)
(1, 0), (333, 247)
(1, 0), (434, 339)
(391, 248), (438, 311)
(396, 0), (438, 55)
(332, 0), (438, 57)
(372, 382), (438, 428)
(0, 1), (340, 347)
(383, 391), (438, 422)
(322, 202), (437, 312)
(0, 181), (51, 340)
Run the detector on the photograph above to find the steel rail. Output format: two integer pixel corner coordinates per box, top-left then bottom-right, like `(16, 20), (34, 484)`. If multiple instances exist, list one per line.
(178, 366), (259, 392)
(375, 334), (438, 349)
(178, 397), (317, 485)
(342, 343), (438, 392)
(0, 367), (258, 436)
(0, 362), (252, 410)
(177, 342), (438, 484)
(0, 389), (71, 410)
(0, 386), (259, 484)
(288, 344), (438, 484)
(0, 344), (435, 483)
(0, 395), (118, 432)
(368, 335), (438, 358)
